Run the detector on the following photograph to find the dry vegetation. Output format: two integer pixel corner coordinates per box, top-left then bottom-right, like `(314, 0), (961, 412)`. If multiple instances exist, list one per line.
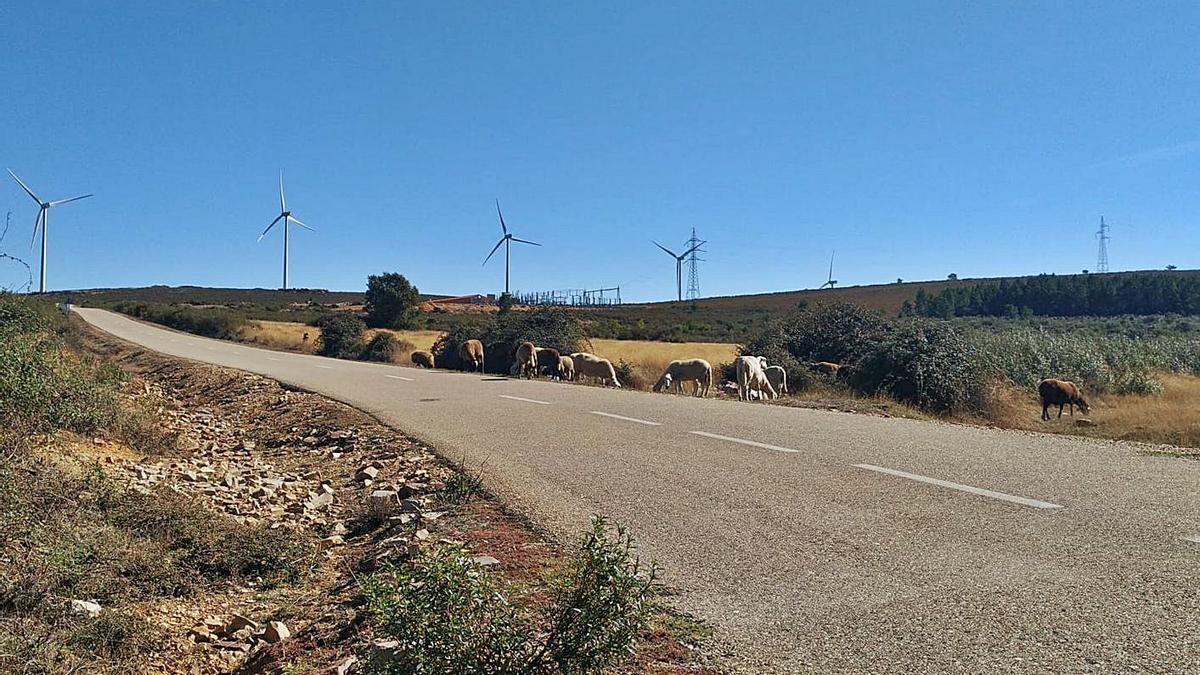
(239, 320), (443, 363)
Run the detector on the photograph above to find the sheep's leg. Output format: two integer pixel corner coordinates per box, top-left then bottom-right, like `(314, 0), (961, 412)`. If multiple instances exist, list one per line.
(1069, 403), (1074, 416)
(1057, 403), (1065, 418)
(1042, 403), (1050, 421)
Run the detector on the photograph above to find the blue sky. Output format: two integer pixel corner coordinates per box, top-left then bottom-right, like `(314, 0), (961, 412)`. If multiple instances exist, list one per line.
(1, 2), (1197, 300)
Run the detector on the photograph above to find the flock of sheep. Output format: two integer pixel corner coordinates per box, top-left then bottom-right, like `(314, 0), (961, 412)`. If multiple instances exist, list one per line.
(409, 339), (1094, 420)
(407, 339), (820, 403)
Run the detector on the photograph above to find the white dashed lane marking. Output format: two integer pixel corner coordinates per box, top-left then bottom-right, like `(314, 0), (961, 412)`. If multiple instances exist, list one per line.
(314, 364), (334, 369)
(266, 357), (281, 362)
(1183, 535), (1200, 544)
(853, 464), (1064, 510)
(386, 374), (414, 381)
(498, 395), (551, 405)
(689, 431), (799, 453)
(590, 411), (661, 426)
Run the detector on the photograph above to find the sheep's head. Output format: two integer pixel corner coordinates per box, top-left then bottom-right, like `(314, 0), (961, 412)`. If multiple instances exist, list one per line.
(1076, 396), (1090, 414)
(653, 373), (672, 392)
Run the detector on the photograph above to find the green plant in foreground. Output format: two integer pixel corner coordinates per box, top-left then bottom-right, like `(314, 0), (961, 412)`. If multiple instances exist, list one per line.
(363, 515), (656, 675)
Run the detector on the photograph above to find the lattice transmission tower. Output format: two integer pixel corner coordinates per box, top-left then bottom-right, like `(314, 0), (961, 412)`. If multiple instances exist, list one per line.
(684, 228), (705, 300)
(1096, 216), (1110, 273)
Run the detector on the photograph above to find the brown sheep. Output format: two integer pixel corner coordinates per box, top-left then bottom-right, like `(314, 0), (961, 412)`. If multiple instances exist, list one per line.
(808, 361), (842, 377)
(410, 350), (434, 368)
(535, 347), (562, 379)
(514, 341), (537, 379)
(1038, 378), (1090, 420)
(458, 339), (485, 373)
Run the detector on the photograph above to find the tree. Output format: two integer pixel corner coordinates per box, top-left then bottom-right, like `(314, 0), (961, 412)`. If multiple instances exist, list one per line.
(496, 292), (515, 314)
(1167, 265), (1178, 271)
(365, 272), (420, 329)
(314, 313), (366, 358)
(947, 273), (958, 281)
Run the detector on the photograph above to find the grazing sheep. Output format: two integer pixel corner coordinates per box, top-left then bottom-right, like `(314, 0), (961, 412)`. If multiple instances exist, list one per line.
(410, 350), (434, 368)
(764, 365), (788, 396)
(535, 347), (563, 379)
(652, 359), (713, 397)
(808, 361), (842, 378)
(558, 355), (575, 381)
(458, 339), (485, 373)
(570, 352), (622, 387)
(514, 341), (537, 379)
(1039, 378), (1090, 421)
(736, 355), (776, 402)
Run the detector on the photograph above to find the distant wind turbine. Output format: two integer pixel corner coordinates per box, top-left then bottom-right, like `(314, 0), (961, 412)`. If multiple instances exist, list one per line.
(257, 172), (314, 290)
(819, 251), (837, 289)
(483, 199), (541, 295)
(8, 168), (92, 293)
(654, 239), (705, 302)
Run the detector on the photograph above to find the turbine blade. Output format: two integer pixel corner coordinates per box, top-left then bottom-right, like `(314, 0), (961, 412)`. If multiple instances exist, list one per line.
(653, 241), (679, 258)
(288, 215), (314, 231)
(510, 237), (541, 246)
(30, 209), (43, 248)
(8, 169), (41, 204)
(495, 199), (507, 235)
(279, 171), (286, 212)
(681, 240), (705, 258)
(47, 194), (93, 207)
(483, 237), (505, 265)
(257, 214), (284, 242)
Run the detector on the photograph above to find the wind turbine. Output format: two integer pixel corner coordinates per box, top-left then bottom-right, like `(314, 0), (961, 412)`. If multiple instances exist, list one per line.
(819, 251), (837, 289)
(483, 199), (541, 295)
(8, 169), (92, 293)
(257, 172), (314, 290)
(653, 239), (705, 302)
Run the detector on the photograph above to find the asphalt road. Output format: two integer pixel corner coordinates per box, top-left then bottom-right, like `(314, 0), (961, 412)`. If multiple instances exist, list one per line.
(77, 308), (1200, 673)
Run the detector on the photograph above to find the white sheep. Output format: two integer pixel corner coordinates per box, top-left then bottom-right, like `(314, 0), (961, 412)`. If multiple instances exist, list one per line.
(736, 355), (776, 402)
(652, 359), (713, 397)
(558, 355), (575, 381)
(514, 341), (537, 379)
(764, 365), (788, 396)
(569, 352), (622, 388)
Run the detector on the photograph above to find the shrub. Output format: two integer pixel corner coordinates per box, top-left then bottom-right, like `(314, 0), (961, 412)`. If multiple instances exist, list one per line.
(363, 515), (655, 675)
(779, 302), (893, 365)
(0, 294), (124, 434)
(314, 313), (367, 358)
(365, 272), (421, 329)
(851, 320), (992, 414)
(360, 332), (413, 363)
(430, 308), (588, 374)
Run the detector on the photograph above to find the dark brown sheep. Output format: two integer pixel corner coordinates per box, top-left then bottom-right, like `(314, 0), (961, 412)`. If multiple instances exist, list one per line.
(535, 347), (562, 378)
(1038, 378), (1090, 420)
(410, 350), (434, 368)
(458, 339), (485, 372)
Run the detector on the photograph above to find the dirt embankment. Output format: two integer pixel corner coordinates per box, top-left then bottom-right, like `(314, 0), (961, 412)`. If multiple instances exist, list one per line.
(61, 323), (711, 674)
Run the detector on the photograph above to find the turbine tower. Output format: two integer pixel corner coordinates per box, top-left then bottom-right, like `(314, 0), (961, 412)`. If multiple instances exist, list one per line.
(483, 200), (541, 295)
(8, 169), (92, 293)
(684, 228), (705, 300)
(819, 251), (837, 289)
(257, 172), (314, 290)
(654, 238), (705, 302)
(1096, 216), (1110, 273)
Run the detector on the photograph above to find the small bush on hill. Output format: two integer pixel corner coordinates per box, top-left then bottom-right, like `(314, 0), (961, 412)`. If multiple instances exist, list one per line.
(364, 272), (421, 329)
(363, 515), (656, 674)
(314, 313), (367, 358)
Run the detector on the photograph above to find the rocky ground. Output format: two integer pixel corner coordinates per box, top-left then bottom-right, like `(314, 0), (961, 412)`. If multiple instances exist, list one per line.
(65, 324), (710, 674)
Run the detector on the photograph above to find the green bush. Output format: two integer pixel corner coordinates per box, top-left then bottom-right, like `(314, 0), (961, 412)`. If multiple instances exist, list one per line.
(363, 515), (655, 675)
(314, 313), (367, 358)
(0, 294), (124, 434)
(110, 301), (247, 339)
(430, 308), (589, 373)
(360, 332), (413, 363)
(779, 302), (894, 365)
(365, 272), (421, 329)
(851, 321), (992, 413)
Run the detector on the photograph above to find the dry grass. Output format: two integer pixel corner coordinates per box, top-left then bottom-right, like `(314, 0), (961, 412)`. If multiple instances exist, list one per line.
(986, 374), (1200, 454)
(238, 321), (441, 364)
(589, 338), (739, 388)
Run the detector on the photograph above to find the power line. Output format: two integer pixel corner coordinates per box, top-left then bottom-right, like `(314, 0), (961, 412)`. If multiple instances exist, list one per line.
(685, 228), (705, 300)
(1096, 216), (1110, 273)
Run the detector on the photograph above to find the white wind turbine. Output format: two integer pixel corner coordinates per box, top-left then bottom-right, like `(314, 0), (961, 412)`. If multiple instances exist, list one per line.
(257, 172), (314, 290)
(8, 169), (92, 293)
(653, 239), (705, 302)
(483, 199), (541, 295)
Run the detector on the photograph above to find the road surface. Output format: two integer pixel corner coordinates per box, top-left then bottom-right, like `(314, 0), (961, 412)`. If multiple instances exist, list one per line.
(77, 308), (1200, 673)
